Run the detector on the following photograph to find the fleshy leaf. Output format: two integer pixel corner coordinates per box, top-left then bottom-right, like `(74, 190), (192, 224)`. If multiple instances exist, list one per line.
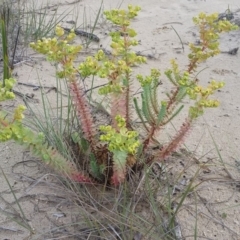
(111, 150), (128, 186)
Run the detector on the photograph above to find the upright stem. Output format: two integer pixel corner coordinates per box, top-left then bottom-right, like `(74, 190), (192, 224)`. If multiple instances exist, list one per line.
(69, 80), (97, 151)
(111, 90), (127, 129)
(159, 118), (192, 159)
(110, 24), (132, 129)
(125, 71), (131, 129)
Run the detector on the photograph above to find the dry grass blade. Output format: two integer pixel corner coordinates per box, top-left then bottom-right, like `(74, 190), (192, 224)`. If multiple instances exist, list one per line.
(0, 168), (34, 233)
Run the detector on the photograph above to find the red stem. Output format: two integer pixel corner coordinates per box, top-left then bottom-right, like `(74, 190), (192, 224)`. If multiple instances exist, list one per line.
(159, 118), (192, 160)
(69, 80), (97, 149)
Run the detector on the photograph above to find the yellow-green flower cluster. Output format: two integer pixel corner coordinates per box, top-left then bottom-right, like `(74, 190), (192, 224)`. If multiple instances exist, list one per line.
(187, 80), (225, 119)
(116, 60), (130, 73)
(189, 99), (220, 119)
(137, 68), (161, 87)
(99, 115), (140, 154)
(104, 5), (141, 27)
(127, 53), (146, 65)
(13, 105), (26, 121)
(187, 80), (224, 100)
(170, 60), (191, 86)
(110, 32), (137, 57)
(193, 12), (238, 32)
(188, 43), (220, 62)
(189, 13), (238, 65)
(150, 68), (161, 78)
(165, 60), (193, 87)
(79, 54), (128, 80)
(98, 84), (123, 95)
(198, 99), (220, 107)
(0, 123), (14, 141)
(170, 59), (179, 74)
(110, 36), (138, 48)
(0, 78), (15, 101)
(79, 49), (133, 78)
(0, 104), (27, 141)
(109, 32), (145, 62)
(103, 5), (146, 67)
(55, 25), (65, 37)
(95, 49), (105, 61)
(78, 5), (146, 99)
(30, 26), (82, 78)
(78, 56), (100, 77)
(30, 36), (81, 62)
(178, 72), (190, 86)
(56, 62), (77, 79)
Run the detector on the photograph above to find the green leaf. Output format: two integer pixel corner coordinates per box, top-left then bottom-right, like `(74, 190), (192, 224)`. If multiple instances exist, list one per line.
(165, 70), (177, 86)
(80, 138), (89, 152)
(111, 150), (128, 185)
(71, 132), (80, 143)
(71, 131), (89, 152)
(133, 98), (149, 132)
(89, 153), (104, 181)
(176, 86), (187, 102)
(141, 91), (154, 124)
(113, 150), (128, 164)
(151, 79), (160, 114)
(156, 101), (167, 125)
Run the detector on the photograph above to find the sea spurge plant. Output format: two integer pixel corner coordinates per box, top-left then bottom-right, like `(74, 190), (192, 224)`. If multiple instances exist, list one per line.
(0, 6), (237, 186)
(31, 9), (237, 185)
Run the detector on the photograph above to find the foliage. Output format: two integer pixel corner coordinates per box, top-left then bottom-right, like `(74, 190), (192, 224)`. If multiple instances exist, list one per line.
(0, 5), (238, 186)
(0, 78), (15, 101)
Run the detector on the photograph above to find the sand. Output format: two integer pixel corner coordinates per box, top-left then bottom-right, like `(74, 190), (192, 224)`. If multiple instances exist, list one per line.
(0, 0), (240, 239)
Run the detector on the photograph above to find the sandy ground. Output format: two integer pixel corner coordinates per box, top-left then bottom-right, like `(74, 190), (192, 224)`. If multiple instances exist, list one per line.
(0, 0), (240, 239)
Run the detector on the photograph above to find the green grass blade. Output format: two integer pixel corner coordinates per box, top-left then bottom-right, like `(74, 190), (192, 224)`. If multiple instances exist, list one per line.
(165, 105), (184, 124)
(169, 170), (199, 229)
(91, 0), (102, 35)
(1, 18), (10, 83)
(0, 168), (33, 232)
(171, 25), (184, 52)
(133, 97), (149, 132)
(207, 123), (233, 179)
